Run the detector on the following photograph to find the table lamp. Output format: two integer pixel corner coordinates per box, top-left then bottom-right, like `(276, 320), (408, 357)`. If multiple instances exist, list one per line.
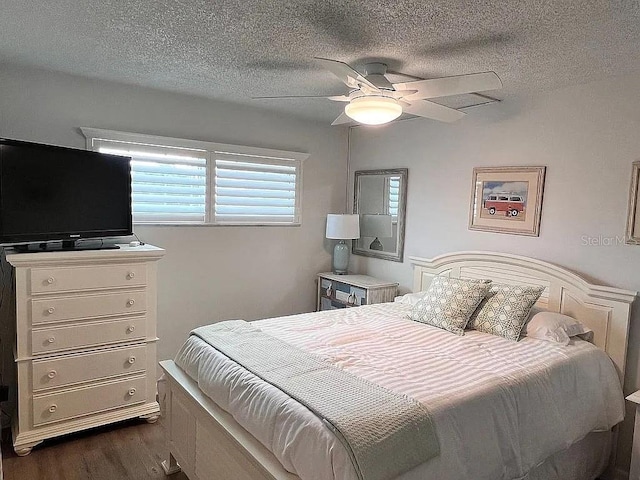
(360, 214), (392, 251)
(326, 214), (360, 274)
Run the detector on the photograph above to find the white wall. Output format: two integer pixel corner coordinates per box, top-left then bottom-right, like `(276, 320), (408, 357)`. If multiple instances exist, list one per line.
(0, 64), (348, 380)
(348, 74), (640, 475)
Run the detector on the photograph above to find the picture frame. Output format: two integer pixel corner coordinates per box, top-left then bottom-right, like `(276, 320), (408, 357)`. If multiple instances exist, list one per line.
(626, 161), (640, 245)
(469, 166), (546, 236)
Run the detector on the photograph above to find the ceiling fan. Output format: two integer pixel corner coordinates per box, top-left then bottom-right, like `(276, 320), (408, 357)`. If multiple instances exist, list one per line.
(254, 58), (503, 126)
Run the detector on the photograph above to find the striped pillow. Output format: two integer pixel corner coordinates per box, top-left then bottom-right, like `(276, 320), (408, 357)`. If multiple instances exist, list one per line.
(467, 283), (545, 341)
(408, 276), (491, 335)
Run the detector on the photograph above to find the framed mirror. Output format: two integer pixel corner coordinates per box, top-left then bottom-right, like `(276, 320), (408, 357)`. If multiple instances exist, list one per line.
(353, 168), (408, 262)
(626, 161), (640, 244)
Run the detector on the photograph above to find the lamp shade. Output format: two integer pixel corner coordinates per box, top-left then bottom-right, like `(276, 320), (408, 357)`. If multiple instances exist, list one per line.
(344, 96), (403, 125)
(326, 214), (360, 239)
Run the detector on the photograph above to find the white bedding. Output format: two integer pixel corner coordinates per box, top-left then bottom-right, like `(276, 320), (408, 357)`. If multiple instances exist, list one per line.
(174, 303), (624, 480)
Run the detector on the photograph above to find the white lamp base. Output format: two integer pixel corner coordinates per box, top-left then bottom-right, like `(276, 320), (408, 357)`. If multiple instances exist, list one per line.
(333, 240), (350, 274)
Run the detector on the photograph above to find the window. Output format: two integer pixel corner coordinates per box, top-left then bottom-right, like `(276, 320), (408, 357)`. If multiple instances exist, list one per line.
(386, 176), (400, 217)
(81, 128), (306, 225)
(214, 153), (298, 224)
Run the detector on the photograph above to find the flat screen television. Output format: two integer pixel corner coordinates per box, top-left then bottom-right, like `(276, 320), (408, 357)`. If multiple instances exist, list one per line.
(0, 138), (132, 249)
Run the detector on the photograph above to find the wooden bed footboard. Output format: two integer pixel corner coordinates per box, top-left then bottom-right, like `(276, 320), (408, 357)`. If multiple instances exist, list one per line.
(159, 360), (299, 480)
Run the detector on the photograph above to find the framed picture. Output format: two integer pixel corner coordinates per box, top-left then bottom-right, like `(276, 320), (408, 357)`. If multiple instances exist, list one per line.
(469, 166), (546, 236)
(626, 161), (640, 244)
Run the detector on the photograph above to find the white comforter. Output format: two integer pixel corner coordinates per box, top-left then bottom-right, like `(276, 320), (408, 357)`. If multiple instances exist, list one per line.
(174, 303), (624, 480)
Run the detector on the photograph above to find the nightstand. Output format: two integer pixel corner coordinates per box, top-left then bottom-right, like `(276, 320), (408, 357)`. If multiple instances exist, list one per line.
(317, 273), (398, 311)
(627, 391), (640, 479)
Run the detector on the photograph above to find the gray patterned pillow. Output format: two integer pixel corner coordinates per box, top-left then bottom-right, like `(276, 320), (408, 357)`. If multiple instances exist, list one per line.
(467, 283), (545, 341)
(408, 276), (492, 335)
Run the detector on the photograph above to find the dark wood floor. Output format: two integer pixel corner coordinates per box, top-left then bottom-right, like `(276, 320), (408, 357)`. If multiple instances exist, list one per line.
(0, 420), (610, 480)
(2, 419), (189, 480)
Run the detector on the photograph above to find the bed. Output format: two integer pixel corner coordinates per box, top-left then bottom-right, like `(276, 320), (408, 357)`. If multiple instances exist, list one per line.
(159, 251), (636, 480)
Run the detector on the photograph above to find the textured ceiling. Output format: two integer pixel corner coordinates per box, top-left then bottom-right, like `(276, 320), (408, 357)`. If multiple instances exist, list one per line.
(2, 0), (640, 123)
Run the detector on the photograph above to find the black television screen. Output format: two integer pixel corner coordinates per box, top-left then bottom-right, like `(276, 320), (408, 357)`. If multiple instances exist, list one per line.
(0, 138), (132, 245)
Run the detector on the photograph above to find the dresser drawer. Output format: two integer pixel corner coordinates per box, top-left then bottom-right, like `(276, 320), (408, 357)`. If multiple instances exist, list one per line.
(32, 345), (147, 391)
(317, 274), (398, 312)
(320, 278), (367, 307)
(31, 291), (147, 325)
(32, 317), (146, 354)
(334, 282), (367, 306)
(30, 263), (147, 294)
(32, 376), (147, 426)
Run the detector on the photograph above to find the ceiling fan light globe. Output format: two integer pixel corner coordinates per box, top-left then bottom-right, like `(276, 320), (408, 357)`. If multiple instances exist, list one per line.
(344, 97), (402, 125)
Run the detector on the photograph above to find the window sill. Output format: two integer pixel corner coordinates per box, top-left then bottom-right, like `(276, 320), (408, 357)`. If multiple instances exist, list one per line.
(134, 222), (302, 227)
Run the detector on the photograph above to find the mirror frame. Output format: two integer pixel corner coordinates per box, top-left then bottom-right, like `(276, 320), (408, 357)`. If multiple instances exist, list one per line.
(626, 160), (640, 244)
(352, 168), (408, 262)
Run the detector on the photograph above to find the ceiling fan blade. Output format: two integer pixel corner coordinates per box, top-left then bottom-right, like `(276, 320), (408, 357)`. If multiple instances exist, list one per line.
(315, 57), (379, 92)
(366, 74), (395, 91)
(327, 95), (351, 102)
(331, 112), (354, 126)
(401, 100), (466, 123)
(394, 72), (502, 100)
(252, 95), (344, 100)
(391, 89), (418, 100)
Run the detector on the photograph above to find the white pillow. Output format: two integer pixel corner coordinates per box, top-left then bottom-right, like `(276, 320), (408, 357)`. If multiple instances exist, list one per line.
(525, 312), (591, 345)
(394, 292), (427, 306)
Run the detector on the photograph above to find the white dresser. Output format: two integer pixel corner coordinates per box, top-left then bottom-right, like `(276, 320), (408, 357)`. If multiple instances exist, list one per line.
(5, 244), (165, 456)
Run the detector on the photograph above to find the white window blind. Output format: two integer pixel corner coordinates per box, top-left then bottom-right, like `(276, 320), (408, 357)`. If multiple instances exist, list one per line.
(93, 139), (208, 224)
(214, 152), (300, 224)
(387, 177), (400, 217)
(83, 129), (305, 226)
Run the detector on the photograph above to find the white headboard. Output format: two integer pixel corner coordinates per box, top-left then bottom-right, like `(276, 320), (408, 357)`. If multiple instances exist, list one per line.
(410, 251), (637, 383)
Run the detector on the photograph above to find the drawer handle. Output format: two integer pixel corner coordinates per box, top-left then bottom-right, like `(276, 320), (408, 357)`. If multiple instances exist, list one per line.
(126, 325), (136, 333)
(46, 307), (55, 315)
(126, 299), (135, 307)
(347, 293), (356, 305)
(325, 286), (332, 297)
(46, 337), (55, 344)
(46, 277), (55, 285)
(48, 404), (57, 414)
(47, 370), (57, 379)
(128, 388), (137, 397)
(126, 272), (135, 280)
(128, 356), (136, 365)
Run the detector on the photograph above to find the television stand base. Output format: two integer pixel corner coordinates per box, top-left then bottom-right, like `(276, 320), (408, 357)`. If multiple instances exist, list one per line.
(13, 241), (121, 253)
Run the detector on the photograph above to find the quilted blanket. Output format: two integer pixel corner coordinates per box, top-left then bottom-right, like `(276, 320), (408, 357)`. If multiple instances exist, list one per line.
(192, 320), (439, 480)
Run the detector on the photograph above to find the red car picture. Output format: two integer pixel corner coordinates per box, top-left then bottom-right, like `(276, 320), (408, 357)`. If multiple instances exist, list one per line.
(484, 193), (525, 217)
